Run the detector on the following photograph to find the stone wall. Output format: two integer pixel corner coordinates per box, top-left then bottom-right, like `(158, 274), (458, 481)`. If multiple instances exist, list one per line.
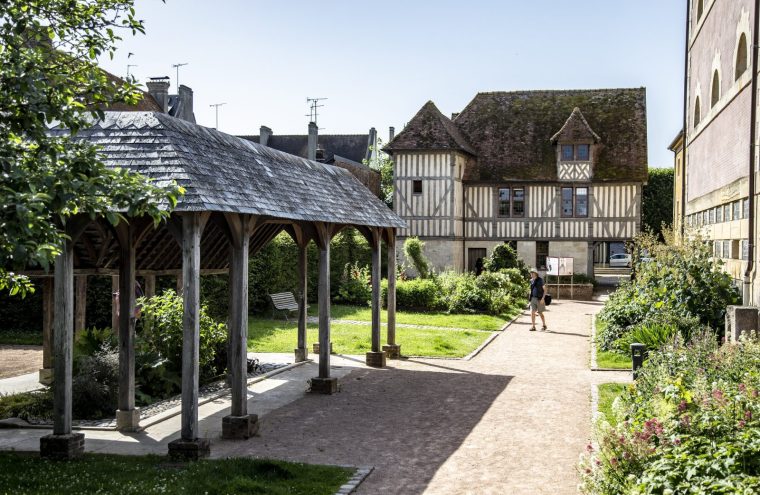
(544, 283), (593, 301)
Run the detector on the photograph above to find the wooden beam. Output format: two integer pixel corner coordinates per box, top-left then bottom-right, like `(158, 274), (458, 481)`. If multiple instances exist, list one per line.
(383, 228), (400, 359)
(296, 241), (308, 362)
(370, 228), (381, 353)
(39, 278), (54, 384)
(115, 222), (138, 430)
(52, 238), (74, 436)
(224, 213), (252, 418)
(181, 212), (205, 441)
(111, 275), (119, 336)
(143, 274), (156, 299)
(314, 222), (333, 378)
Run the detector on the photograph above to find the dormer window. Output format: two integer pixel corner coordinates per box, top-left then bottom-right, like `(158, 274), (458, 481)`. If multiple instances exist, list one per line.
(551, 107), (600, 181)
(559, 144), (590, 161)
(577, 144), (590, 160)
(561, 145), (574, 161)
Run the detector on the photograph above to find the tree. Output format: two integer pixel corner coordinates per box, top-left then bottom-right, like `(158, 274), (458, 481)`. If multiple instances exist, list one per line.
(483, 244), (530, 279)
(641, 168), (674, 240)
(0, 0), (182, 296)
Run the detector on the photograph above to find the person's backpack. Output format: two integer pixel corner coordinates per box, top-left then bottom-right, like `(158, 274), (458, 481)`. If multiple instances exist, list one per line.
(544, 294), (552, 306)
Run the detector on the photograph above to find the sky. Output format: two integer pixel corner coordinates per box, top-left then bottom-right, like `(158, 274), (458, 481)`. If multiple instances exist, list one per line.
(99, 0), (686, 168)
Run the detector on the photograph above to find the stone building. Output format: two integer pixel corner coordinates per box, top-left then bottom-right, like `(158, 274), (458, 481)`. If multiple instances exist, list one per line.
(677, 0), (755, 300)
(385, 89), (648, 276)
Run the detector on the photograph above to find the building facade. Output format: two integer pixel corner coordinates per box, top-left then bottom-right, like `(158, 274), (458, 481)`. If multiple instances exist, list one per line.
(680, 0), (754, 299)
(386, 89), (648, 276)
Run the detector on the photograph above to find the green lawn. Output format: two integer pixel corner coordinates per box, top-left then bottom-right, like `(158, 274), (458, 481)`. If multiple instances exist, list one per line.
(0, 330), (42, 346)
(306, 304), (518, 331)
(249, 318), (492, 358)
(594, 317), (632, 370)
(0, 452), (351, 495)
(598, 383), (628, 426)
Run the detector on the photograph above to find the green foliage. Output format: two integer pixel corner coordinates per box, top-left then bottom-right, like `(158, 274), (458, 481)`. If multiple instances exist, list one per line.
(394, 278), (442, 311)
(437, 269), (528, 315)
(613, 322), (678, 354)
(403, 237), (430, 279)
(0, 0), (183, 295)
(0, 452), (353, 495)
(598, 233), (740, 352)
(71, 346), (119, 419)
(136, 290), (227, 402)
(0, 389), (52, 421)
(483, 244), (530, 278)
(642, 167), (674, 240)
(580, 332), (760, 494)
(74, 326), (116, 358)
(337, 262), (372, 306)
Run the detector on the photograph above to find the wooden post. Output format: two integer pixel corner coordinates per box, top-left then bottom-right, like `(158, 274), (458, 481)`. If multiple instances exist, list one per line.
(39, 278), (54, 384)
(176, 271), (183, 295)
(168, 212), (210, 459)
(52, 239), (74, 436)
(366, 228), (386, 367)
(115, 223), (139, 431)
(222, 214), (258, 439)
(295, 242), (308, 362)
(144, 274), (156, 299)
(309, 223), (337, 394)
(111, 275), (119, 335)
(74, 275), (87, 335)
(383, 229), (400, 359)
(40, 237), (85, 459)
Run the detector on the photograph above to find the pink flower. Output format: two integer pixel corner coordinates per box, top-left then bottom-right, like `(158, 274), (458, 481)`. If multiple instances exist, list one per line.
(680, 415), (691, 427)
(745, 410), (752, 421)
(595, 459), (602, 466)
(586, 443), (594, 452)
(739, 420), (746, 429)
(678, 401), (688, 412)
(610, 457), (619, 467)
(712, 389), (725, 402)
(739, 383), (747, 393)
(673, 438), (681, 446)
(752, 390), (759, 399)
(622, 451), (631, 460)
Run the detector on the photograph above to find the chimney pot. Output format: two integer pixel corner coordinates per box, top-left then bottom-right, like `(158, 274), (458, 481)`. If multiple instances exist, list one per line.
(307, 122), (318, 161)
(260, 126), (272, 146)
(146, 77), (170, 113)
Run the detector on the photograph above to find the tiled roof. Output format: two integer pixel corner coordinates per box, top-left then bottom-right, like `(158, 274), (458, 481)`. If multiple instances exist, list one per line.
(386, 89), (647, 182)
(70, 112), (404, 228)
(385, 101), (476, 155)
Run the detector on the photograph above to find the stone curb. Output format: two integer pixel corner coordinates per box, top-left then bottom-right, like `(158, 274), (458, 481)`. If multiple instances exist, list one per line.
(334, 466), (374, 495)
(590, 313), (598, 369)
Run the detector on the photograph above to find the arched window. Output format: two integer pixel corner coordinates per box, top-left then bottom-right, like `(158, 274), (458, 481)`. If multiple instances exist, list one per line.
(694, 96), (701, 127)
(736, 33), (748, 80)
(711, 71), (720, 108)
(697, 0), (704, 21)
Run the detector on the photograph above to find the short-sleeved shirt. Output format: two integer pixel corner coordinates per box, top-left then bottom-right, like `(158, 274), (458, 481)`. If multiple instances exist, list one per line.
(530, 277), (544, 299)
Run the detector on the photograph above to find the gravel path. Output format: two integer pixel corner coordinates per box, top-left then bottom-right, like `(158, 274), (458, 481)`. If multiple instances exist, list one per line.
(218, 299), (622, 494)
(0, 345), (42, 379)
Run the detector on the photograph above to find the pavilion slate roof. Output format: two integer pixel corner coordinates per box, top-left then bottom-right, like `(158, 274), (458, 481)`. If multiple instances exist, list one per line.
(72, 112), (404, 228)
(386, 89), (647, 182)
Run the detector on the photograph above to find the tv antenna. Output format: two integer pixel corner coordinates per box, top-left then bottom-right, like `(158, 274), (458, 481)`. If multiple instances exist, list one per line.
(172, 62), (188, 91)
(209, 102), (226, 130)
(305, 97), (327, 126)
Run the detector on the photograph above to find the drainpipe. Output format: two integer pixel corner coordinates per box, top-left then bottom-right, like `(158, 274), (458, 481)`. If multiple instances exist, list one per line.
(745, 0), (760, 304)
(681, 0), (690, 241)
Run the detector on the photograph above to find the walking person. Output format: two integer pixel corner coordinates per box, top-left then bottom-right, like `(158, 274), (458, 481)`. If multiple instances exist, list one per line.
(529, 269), (547, 331)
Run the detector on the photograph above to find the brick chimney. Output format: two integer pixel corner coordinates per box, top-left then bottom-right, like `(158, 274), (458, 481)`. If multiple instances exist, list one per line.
(260, 126), (272, 146)
(146, 77), (170, 113)
(389, 126), (395, 142)
(307, 122), (318, 161)
(366, 127), (377, 162)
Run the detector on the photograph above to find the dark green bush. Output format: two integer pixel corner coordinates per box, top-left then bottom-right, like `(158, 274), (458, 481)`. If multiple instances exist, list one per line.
(0, 389), (52, 421)
(483, 244), (530, 278)
(394, 278), (441, 311)
(71, 346), (119, 419)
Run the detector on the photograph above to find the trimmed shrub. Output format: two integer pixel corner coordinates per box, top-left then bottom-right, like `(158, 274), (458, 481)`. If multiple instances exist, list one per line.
(395, 278), (441, 311)
(483, 244), (530, 279)
(403, 237), (430, 279)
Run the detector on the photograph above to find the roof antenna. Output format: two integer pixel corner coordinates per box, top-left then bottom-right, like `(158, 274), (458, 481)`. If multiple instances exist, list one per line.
(305, 97), (327, 127)
(172, 62), (188, 92)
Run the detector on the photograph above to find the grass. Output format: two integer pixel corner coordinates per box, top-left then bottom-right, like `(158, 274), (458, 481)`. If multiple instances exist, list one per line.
(594, 317), (632, 370)
(0, 452), (352, 495)
(306, 304), (518, 331)
(0, 329), (42, 346)
(598, 383), (628, 426)
(248, 318), (493, 358)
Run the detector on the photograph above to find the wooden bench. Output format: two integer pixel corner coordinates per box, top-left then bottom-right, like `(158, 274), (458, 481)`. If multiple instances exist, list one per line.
(269, 292), (302, 321)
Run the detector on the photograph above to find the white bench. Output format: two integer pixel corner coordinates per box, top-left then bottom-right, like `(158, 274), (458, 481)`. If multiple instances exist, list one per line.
(269, 292), (301, 320)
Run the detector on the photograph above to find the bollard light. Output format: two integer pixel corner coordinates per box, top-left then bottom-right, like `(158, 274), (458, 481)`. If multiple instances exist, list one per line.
(631, 343), (647, 379)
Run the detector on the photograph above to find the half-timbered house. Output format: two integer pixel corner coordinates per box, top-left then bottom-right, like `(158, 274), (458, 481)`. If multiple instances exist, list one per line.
(385, 88), (648, 276)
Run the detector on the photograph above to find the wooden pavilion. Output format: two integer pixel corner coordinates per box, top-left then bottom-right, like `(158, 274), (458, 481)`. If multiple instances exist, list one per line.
(37, 112), (405, 459)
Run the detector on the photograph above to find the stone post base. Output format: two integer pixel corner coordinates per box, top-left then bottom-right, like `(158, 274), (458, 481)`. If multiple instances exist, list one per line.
(115, 408), (140, 431)
(222, 414), (259, 439)
(40, 433), (85, 460)
(168, 437), (211, 461)
(309, 376), (338, 394)
(294, 347), (308, 362)
(382, 344), (401, 359)
(365, 351), (387, 368)
(38, 368), (53, 386)
(312, 342), (333, 354)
